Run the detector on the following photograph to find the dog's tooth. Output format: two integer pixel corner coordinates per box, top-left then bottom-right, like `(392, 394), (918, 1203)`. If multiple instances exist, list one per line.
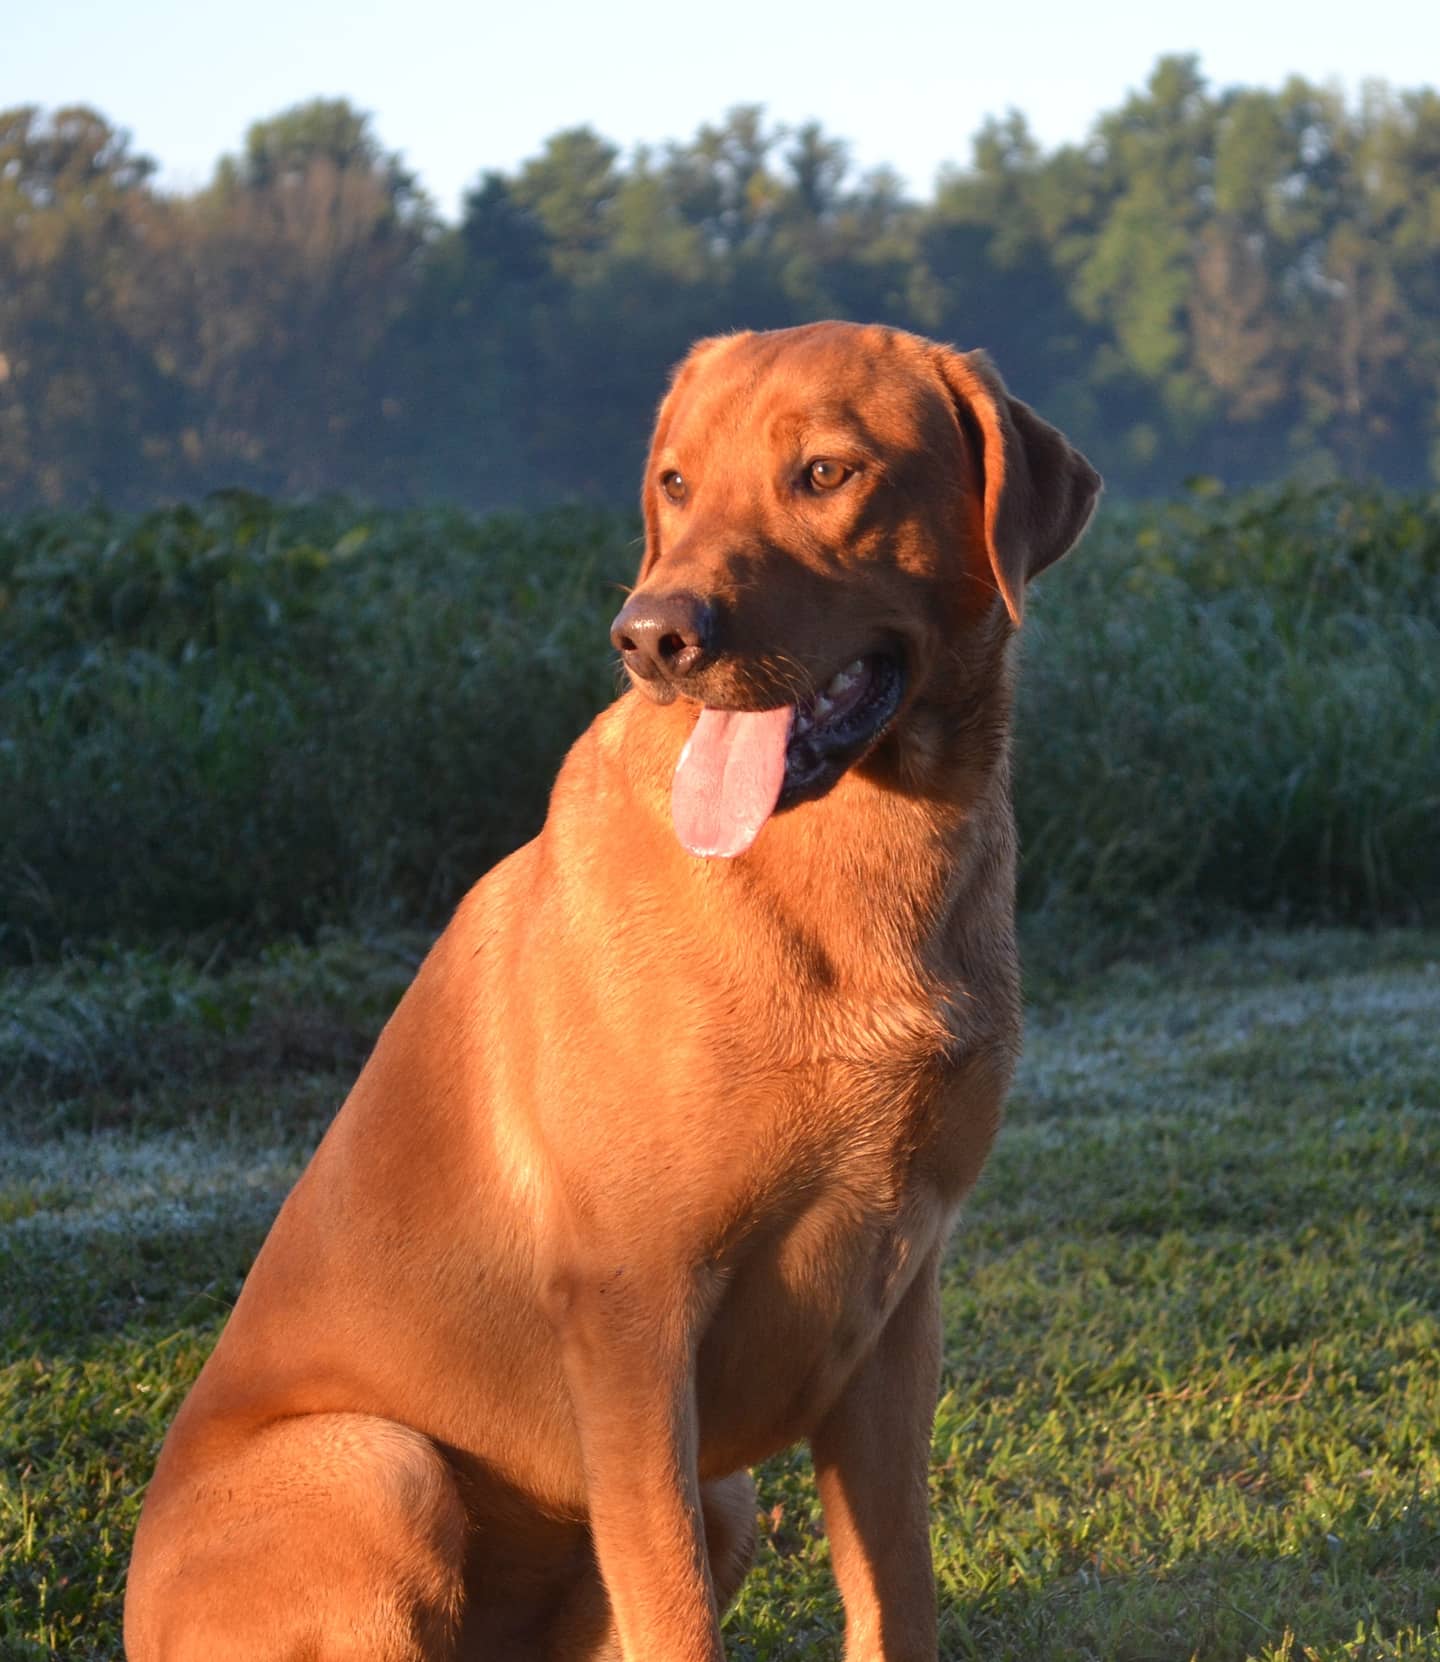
(825, 660), (866, 698)
(814, 695), (834, 719)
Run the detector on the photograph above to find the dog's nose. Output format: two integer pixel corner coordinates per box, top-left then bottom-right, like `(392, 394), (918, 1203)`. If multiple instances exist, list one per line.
(610, 591), (715, 682)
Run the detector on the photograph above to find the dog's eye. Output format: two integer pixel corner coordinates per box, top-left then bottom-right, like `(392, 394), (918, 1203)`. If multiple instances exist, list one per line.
(807, 459), (851, 492)
(660, 470), (687, 503)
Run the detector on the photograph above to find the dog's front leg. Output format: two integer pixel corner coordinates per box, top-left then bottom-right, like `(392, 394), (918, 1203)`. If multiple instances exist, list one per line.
(552, 1267), (724, 1662)
(810, 1250), (944, 1662)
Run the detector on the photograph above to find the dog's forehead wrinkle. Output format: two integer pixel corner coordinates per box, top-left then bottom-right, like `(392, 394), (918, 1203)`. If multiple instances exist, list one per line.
(662, 352), (758, 453)
(668, 343), (941, 480)
(764, 404), (876, 458)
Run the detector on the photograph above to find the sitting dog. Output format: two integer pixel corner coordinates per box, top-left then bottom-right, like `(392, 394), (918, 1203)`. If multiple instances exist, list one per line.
(126, 321), (1100, 1661)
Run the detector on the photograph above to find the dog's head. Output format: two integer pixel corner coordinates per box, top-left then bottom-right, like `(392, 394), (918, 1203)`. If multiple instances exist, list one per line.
(610, 322), (1100, 857)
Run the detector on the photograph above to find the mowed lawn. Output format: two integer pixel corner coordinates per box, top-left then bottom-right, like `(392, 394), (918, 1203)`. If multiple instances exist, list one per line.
(2, 928), (1438, 1660)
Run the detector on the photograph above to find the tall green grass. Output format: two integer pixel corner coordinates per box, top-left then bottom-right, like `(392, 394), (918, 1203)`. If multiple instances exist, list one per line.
(1, 495), (630, 957)
(2, 483), (1437, 960)
(1017, 485), (1440, 926)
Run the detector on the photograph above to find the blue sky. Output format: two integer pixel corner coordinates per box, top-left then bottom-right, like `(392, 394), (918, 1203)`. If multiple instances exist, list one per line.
(5, 0), (1436, 220)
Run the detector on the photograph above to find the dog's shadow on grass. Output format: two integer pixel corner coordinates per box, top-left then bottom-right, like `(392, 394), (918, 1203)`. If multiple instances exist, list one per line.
(726, 1475), (1440, 1661)
(942, 1537), (1438, 1659)
(935, 1492), (1440, 1660)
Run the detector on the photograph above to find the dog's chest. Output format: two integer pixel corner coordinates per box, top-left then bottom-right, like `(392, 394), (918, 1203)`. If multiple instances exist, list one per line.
(692, 1033), (998, 1471)
(695, 1165), (941, 1472)
(773, 980), (1007, 1197)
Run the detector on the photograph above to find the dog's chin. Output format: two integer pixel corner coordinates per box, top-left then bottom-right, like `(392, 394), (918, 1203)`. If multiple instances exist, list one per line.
(626, 675), (680, 706)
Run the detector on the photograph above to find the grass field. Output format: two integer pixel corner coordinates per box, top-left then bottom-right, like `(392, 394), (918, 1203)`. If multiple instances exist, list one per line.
(3, 925), (1437, 1660)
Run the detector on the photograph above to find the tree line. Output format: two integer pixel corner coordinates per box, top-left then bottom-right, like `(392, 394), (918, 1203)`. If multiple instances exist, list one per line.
(2, 55), (1438, 511)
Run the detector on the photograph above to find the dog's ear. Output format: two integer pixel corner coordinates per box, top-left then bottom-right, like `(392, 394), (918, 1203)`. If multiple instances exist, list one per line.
(639, 402), (669, 582)
(933, 346), (1101, 626)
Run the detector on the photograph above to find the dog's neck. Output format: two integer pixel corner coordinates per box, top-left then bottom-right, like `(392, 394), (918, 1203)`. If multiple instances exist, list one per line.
(751, 626), (1019, 978)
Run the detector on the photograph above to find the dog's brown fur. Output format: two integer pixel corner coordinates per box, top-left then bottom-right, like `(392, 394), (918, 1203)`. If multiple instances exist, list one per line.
(125, 322), (1099, 1661)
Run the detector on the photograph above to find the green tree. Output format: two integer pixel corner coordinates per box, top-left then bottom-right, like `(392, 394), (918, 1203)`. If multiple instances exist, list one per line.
(175, 99), (431, 495)
(222, 97), (423, 216)
(512, 127), (620, 279)
(661, 107), (785, 257)
(1072, 56), (1219, 438)
(0, 105), (178, 506)
(923, 114), (1098, 440)
(388, 172), (557, 504)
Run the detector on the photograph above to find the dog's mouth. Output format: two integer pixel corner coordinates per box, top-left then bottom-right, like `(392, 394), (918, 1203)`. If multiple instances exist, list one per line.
(670, 651), (905, 859)
(779, 651), (905, 809)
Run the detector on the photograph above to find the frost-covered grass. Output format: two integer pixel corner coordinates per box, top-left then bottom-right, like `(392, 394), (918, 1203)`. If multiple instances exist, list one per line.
(3, 928), (1438, 1659)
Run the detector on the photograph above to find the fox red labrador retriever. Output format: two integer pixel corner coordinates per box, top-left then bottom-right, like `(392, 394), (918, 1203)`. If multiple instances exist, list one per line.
(126, 322), (1099, 1661)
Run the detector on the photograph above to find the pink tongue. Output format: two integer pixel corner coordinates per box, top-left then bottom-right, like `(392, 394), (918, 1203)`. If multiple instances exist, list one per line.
(671, 705), (793, 858)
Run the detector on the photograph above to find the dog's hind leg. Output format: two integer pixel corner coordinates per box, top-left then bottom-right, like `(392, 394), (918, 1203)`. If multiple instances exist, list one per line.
(702, 1468), (760, 1610)
(541, 1470), (759, 1661)
(125, 1413), (467, 1662)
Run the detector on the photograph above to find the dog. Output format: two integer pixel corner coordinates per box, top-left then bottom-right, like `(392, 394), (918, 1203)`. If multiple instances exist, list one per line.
(125, 321), (1100, 1661)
